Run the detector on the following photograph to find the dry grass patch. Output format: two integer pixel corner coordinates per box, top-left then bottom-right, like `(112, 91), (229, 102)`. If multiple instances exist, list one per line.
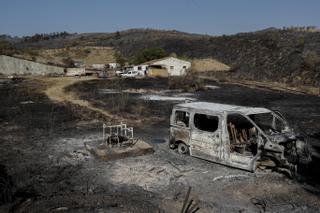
(32, 47), (116, 65)
(192, 58), (230, 72)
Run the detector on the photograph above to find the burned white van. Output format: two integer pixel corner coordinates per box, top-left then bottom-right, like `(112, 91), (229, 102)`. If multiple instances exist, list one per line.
(169, 102), (311, 174)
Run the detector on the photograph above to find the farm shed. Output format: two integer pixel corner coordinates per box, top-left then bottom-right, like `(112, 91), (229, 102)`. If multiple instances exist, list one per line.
(147, 65), (168, 77)
(133, 65), (148, 76)
(143, 57), (191, 76)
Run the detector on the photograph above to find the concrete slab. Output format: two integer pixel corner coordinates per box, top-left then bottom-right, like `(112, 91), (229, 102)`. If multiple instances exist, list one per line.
(84, 140), (154, 161)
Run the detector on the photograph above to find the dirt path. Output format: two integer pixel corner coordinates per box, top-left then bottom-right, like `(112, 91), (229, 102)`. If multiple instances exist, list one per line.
(40, 76), (165, 126)
(42, 77), (116, 119)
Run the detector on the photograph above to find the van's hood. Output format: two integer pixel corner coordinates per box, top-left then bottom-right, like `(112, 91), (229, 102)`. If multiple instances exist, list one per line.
(267, 131), (297, 144)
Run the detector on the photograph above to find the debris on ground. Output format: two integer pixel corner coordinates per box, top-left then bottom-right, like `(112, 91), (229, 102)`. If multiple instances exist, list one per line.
(85, 123), (154, 161)
(180, 186), (200, 213)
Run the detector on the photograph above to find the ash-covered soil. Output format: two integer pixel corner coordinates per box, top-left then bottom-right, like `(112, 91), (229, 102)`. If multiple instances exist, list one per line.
(1, 77), (320, 212)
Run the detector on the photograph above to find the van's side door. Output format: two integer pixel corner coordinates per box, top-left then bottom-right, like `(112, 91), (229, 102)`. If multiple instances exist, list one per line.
(190, 113), (222, 161)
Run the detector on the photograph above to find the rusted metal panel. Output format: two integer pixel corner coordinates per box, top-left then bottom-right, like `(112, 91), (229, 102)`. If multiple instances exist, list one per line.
(172, 127), (190, 143)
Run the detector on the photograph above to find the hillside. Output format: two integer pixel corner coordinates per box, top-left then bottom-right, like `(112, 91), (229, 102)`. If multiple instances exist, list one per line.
(32, 47), (115, 65)
(1, 28), (320, 86)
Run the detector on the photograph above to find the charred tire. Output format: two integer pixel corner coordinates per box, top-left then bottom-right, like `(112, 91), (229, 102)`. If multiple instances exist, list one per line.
(178, 143), (189, 155)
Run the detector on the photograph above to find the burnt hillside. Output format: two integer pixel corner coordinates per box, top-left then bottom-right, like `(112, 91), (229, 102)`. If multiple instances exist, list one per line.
(1, 28), (320, 86)
(111, 29), (320, 87)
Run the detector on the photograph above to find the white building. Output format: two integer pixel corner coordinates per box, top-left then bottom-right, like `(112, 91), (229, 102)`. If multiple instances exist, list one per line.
(65, 68), (86, 76)
(142, 57), (191, 76)
(132, 65), (148, 75)
(73, 60), (85, 68)
(91, 64), (106, 70)
(108, 63), (120, 69)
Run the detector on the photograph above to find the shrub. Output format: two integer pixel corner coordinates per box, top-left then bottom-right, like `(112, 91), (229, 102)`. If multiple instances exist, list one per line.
(168, 70), (205, 92)
(62, 57), (75, 68)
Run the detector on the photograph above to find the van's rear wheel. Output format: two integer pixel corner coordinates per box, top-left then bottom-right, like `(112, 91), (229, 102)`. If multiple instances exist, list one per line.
(178, 143), (189, 154)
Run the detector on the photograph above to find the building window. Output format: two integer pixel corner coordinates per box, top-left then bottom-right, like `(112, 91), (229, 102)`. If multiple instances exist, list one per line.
(194, 113), (219, 132)
(170, 66), (174, 70)
(175, 111), (190, 127)
(138, 66), (142, 70)
(183, 66), (187, 69)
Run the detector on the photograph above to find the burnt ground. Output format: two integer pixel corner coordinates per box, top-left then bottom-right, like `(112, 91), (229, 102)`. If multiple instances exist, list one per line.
(1, 77), (320, 212)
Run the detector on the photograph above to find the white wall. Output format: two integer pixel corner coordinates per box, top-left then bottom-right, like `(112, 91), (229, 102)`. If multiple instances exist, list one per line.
(66, 68), (86, 76)
(91, 64), (106, 69)
(152, 57), (191, 76)
(132, 65), (148, 76)
(0, 55), (64, 76)
(133, 65), (148, 72)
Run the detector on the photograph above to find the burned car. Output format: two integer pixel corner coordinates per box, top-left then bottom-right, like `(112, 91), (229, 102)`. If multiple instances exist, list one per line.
(169, 102), (311, 176)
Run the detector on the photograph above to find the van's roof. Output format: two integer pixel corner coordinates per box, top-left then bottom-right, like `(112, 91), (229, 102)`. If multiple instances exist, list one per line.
(175, 102), (271, 115)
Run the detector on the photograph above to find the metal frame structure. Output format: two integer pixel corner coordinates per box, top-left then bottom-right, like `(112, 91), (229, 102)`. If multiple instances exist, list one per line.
(102, 123), (134, 146)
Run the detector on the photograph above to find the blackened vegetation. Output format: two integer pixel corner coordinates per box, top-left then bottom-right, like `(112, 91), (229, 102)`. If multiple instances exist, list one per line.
(66, 78), (174, 126)
(22, 32), (71, 42)
(1, 78), (320, 211)
(0, 164), (14, 205)
(0, 76), (163, 211)
(118, 29), (320, 87)
(0, 80), (83, 204)
(0, 80), (81, 138)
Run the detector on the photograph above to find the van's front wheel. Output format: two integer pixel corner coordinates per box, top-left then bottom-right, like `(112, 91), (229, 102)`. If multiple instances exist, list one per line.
(178, 143), (189, 154)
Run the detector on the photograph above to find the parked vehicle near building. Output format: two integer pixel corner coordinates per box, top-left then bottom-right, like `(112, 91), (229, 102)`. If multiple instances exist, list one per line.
(169, 102), (311, 176)
(120, 70), (139, 78)
(115, 70), (125, 76)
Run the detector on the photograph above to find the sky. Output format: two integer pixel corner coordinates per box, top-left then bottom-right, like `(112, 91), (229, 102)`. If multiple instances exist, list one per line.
(0, 0), (319, 37)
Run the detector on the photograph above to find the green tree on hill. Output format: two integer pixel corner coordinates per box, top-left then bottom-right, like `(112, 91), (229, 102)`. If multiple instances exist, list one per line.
(133, 47), (167, 64)
(115, 51), (126, 66)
